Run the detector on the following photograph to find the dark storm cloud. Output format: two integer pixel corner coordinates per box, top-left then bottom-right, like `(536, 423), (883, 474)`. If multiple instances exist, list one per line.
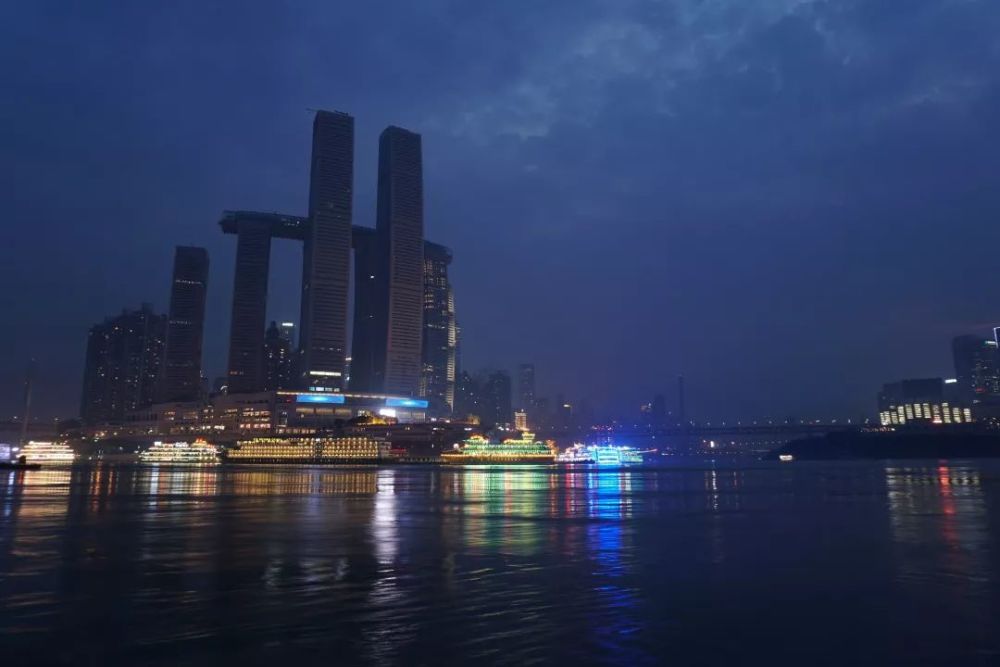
(1, 1), (999, 420)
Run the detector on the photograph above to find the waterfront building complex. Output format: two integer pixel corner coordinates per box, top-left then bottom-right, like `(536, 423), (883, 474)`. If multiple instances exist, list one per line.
(878, 378), (972, 427)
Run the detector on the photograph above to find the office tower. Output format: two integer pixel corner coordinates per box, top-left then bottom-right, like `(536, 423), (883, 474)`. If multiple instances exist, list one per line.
(377, 126), (424, 395)
(81, 304), (167, 424)
(877, 378), (971, 426)
(160, 247), (209, 402)
(227, 220), (272, 393)
(517, 363), (535, 411)
(951, 335), (1000, 406)
(349, 226), (385, 392)
(455, 371), (481, 421)
(514, 409), (528, 431)
(300, 110), (354, 390)
(263, 321), (295, 391)
(483, 371), (513, 427)
(420, 241), (456, 412)
(279, 322), (296, 347)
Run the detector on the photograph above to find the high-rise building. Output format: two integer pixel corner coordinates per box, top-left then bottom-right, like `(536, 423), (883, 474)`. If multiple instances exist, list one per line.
(300, 110), (354, 391)
(454, 371), (481, 421)
(517, 364), (535, 411)
(278, 322), (296, 347)
(514, 409), (528, 431)
(951, 334), (1000, 406)
(420, 241), (456, 413)
(160, 246), (209, 402)
(226, 220), (272, 393)
(263, 321), (295, 391)
(349, 226), (385, 392)
(483, 371), (513, 428)
(377, 126), (424, 396)
(81, 304), (167, 424)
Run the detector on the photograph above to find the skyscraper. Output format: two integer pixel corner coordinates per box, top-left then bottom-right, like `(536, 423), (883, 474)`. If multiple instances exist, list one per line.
(263, 321), (294, 391)
(517, 363), (535, 411)
(226, 219), (271, 393)
(300, 110), (354, 390)
(160, 246), (209, 402)
(81, 304), (167, 424)
(377, 126), (424, 396)
(349, 226), (385, 392)
(483, 371), (513, 428)
(951, 335), (1000, 406)
(420, 241), (456, 413)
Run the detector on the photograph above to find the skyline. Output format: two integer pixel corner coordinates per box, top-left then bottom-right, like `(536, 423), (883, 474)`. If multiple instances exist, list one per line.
(3, 2), (1000, 420)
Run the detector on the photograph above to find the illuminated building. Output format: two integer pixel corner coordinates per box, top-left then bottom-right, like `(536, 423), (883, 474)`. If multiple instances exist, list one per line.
(224, 435), (386, 463)
(441, 432), (556, 464)
(20, 441), (77, 463)
(952, 334), (1000, 416)
(80, 304), (166, 424)
(160, 246), (209, 402)
(514, 409), (528, 431)
(484, 371), (513, 427)
(878, 378), (972, 426)
(420, 241), (456, 414)
(263, 321), (295, 390)
(139, 440), (219, 464)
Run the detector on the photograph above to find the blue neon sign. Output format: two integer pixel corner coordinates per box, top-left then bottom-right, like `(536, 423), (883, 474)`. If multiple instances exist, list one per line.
(296, 394), (345, 404)
(385, 397), (429, 408)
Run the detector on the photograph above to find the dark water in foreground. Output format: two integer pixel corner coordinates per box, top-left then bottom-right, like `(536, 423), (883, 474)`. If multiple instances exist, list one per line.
(2, 461), (1000, 666)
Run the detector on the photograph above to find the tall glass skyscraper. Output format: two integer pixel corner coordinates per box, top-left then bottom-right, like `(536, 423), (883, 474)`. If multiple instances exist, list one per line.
(160, 246), (208, 402)
(300, 110), (354, 390)
(377, 126), (424, 396)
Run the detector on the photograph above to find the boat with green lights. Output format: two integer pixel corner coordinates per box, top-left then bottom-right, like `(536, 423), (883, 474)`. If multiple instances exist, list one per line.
(441, 432), (556, 465)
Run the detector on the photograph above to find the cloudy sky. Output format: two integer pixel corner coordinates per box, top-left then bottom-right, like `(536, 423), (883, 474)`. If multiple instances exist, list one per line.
(2, 0), (999, 421)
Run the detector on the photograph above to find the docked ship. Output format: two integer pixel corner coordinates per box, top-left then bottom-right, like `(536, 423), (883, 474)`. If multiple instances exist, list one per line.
(139, 440), (220, 465)
(223, 435), (388, 464)
(19, 440), (78, 464)
(441, 432), (556, 465)
(557, 443), (647, 466)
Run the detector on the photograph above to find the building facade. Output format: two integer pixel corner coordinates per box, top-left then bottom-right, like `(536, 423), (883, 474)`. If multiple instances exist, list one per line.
(263, 321), (295, 391)
(300, 110), (354, 391)
(420, 241), (456, 413)
(160, 246), (209, 402)
(951, 334), (1000, 408)
(377, 126), (424, 396)
(517, 363), (535, 411)
(81, 304), (167, 424)
(878, 378), (972, 426)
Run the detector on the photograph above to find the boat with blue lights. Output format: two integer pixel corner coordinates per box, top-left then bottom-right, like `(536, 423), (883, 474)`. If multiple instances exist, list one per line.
(441, 432), (556, 465)
(557, 443), (647, 466)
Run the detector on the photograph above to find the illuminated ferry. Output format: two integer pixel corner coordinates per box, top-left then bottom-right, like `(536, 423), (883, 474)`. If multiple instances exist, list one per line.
(557, 443), (646, 466)
(441, 432), (556, 465)
(223, 436), (387, 464)
(139, 440), (220, 465)
(20, 440), (77, 464)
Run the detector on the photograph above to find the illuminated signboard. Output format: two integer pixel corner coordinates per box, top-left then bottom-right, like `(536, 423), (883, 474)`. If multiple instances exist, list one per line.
(296, 394), (346, 404)
(385, 397), (429, 409)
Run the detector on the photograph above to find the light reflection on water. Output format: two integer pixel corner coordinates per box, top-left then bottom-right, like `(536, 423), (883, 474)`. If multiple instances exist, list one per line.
(1, 461), (1000, 665)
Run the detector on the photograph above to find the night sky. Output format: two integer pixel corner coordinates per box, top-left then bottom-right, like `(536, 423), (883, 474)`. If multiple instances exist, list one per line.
(3, 1), (1000, 421)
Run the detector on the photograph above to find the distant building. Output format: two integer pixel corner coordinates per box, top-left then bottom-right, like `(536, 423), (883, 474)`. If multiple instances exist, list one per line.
(160, 246), (209, 402)
(517, 364), (535, 411)
(951, 334), (1000, 408)
(263, 321), (295, 391)
(878, 378), (972, 426)
(420, 241), (456, 414)
(514, 409), (528, 431)
(81, 304), (167, 424)
(483, 371), (513, 428)
(454, 371), (481, 421)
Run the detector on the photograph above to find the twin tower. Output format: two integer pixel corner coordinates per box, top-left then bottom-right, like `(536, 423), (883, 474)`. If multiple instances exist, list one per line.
(222, 111), (426, 398)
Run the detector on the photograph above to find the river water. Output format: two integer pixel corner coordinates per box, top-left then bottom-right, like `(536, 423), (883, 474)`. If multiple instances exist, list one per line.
(2, 461), (1000, 665)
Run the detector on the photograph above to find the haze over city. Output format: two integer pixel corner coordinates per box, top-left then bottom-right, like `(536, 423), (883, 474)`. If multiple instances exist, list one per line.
(3, 1), (1000, 420)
